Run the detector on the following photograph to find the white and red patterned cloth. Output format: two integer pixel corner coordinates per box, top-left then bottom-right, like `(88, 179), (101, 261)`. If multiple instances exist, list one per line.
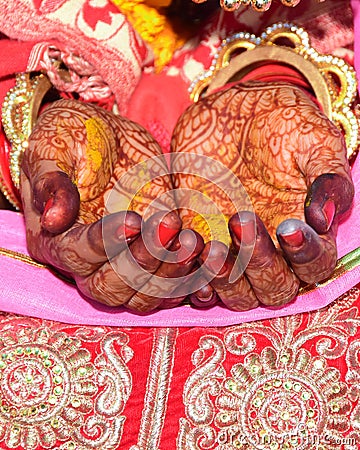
(0, 0), (360, 448)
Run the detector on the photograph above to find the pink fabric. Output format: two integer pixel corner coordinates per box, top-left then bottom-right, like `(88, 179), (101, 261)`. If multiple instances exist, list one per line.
(1, 156), (359, 327)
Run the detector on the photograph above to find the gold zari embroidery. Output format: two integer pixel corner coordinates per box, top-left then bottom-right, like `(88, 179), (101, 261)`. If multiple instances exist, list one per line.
(0, 318), (133, 449)
(0, 246), (47, 268)
(178, 287), (360, 449)
(131, 328), (178, 450)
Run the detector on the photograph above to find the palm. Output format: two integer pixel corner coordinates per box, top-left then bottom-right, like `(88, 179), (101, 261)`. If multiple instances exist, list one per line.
(172, 82), (350, 241)
(24, 100), (174, 228)
(20, 100), (181, 312)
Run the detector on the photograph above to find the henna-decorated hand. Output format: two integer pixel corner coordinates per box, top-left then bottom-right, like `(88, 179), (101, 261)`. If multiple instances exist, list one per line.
(21, 99), (204, 311)
(171, 82), (354, 310)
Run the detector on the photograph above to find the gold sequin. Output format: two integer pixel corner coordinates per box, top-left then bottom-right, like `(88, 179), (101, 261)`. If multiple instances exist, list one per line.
(178, 288), (360, 449)
(0, 318), (133, 449)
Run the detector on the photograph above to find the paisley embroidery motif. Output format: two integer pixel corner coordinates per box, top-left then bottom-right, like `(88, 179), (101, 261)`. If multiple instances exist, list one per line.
(178, 288), (360, 449)
(0, 317), (132, 449)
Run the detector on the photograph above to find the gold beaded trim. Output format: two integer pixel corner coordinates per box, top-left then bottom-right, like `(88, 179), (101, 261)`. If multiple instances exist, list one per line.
(192, 0), (303, 13)
(1, 73), (52, 194)
(189, 22), (359, 160)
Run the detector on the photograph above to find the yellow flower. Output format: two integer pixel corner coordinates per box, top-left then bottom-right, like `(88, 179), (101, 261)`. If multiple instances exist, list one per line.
(111, 0), (187, 71)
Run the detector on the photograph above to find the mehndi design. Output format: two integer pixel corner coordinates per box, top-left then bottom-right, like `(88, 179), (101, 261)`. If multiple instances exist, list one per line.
(172, 82), (354, 308)
(1, 22), (357, 312)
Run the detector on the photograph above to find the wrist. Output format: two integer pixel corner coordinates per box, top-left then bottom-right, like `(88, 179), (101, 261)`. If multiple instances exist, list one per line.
(190, 22), (359, 161)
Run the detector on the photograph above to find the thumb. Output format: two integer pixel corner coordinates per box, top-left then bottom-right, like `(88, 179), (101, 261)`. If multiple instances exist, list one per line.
(31, 170), (80, 234)
(304, 173), (354, 234)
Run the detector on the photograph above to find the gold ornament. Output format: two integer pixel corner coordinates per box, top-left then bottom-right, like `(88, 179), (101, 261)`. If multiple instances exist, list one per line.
(189, 22), (359, 160)
(1, 73), (53, 209)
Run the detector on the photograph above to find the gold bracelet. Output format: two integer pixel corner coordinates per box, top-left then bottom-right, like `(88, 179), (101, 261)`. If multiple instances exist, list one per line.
(189, 22), (359, 160)
(1, 73), (53, 209)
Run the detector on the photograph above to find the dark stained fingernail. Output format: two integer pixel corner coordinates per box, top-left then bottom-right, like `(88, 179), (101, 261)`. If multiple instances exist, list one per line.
(158, 222), (180, 246)
(43, 196), (54, 215)
(116, 224), (141, 240)
(322, 199), (335, 231)
(279, 229), (305, 247)
(190, 292), (218, 308)
(231, 219), (256, 245)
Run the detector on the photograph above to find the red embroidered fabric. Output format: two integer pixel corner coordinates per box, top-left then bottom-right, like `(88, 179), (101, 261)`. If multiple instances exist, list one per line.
(0, 287), (359, 449)
(0, 1), (359, 449)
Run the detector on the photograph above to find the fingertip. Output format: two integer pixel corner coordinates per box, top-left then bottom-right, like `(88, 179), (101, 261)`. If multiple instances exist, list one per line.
(229, 211), (257, 247)
(305, 173), (354, 234)
(115, 210), (142, 241)
(145, 210), (182, 247)
(277, 218), (337, 284)
(33, 171), (80, 234)
(100, 211), (142, 260)
(199, 240), (230, 276)
(41, 188), (80, 234)
(276, 219), (317, 264)
(190, 289), (219, 308)
(176, 229), (204, 264)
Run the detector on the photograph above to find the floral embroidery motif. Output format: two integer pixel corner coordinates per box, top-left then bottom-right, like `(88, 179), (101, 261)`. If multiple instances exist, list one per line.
(178, 288), (360, 449)
(0, 317), (133, 449)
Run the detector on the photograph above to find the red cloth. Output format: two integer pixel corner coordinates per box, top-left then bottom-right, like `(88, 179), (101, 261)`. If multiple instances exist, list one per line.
(0, 286), (359, 448)
(0, 39), (36, 105)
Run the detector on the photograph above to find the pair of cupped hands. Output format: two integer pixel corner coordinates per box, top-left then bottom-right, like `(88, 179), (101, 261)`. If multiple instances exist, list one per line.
(20, 81), (354, 312)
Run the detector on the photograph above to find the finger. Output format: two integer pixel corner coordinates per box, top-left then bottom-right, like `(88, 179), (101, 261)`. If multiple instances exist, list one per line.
(277, 218), (337, 284)
(31, 169), (80, 234)
(186, 264), (220, 308)
(199, 240), (259, 311)
(75, 211), (182, 307)
(189, 282), (219, 308)
(126, 229), (204, 312)
(295, 109), (352, 185)
(158, 297), (186, 309)
(305, 173), (354, 234)
(21, 167), (142, 276)
(229, 212), (300, 307)
(48, 211), (142, 276)
(161, 265), (219, 309)
(21, 171), (81, 269)
(159, 263), (204, 309)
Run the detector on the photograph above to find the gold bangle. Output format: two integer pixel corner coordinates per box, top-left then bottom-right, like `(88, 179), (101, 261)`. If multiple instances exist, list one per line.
(189, 22), (359, 160)
(1, 73), (53, 209)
